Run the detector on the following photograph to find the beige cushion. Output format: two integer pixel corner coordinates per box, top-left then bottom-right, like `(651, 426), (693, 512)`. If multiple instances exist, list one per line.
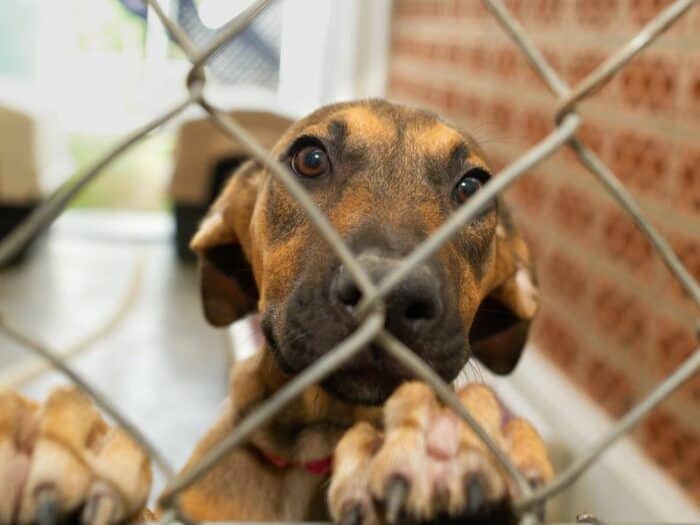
(169, 110), (292, 204)
(0, 105), (39, 202)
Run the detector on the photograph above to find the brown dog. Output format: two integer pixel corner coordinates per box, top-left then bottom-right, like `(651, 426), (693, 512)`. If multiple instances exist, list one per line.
(0, 100), (552, 524)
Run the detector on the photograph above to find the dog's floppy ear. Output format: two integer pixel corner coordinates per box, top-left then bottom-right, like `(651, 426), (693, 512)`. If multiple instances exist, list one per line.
(190, 163), (260, 326)
(469, 207), (539, 374)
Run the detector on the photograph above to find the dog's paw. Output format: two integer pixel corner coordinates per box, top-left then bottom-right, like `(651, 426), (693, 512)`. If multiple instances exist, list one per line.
(0, 387), (151, 525)
(328, 382), (552, 525)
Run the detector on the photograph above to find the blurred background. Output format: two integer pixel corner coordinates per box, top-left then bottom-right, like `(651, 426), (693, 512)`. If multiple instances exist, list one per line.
(0, 0), (698, 520)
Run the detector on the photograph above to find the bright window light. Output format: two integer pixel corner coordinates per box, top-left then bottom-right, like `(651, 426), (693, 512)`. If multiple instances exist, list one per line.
(197, 0), (259, 29)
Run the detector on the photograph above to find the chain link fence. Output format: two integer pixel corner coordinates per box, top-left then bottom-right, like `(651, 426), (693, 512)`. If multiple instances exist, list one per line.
(0, 0), (699, 523)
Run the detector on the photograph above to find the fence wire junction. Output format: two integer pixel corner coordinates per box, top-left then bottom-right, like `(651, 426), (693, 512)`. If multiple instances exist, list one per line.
(0, 0), (699, 524)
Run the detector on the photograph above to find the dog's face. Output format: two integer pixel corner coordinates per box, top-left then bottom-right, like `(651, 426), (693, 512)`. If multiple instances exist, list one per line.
(191, 100), (538, 405)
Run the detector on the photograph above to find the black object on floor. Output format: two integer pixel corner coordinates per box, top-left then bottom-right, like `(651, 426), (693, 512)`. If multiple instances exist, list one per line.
(0, 201), (38, 268)
(172, 156), (244, 263)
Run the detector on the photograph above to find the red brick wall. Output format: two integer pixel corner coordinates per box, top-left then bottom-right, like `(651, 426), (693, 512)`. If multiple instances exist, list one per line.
(387, 0), (700, 503)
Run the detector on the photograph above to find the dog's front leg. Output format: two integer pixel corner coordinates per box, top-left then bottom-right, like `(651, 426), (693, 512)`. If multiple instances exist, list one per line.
(174, 351), (329, 522)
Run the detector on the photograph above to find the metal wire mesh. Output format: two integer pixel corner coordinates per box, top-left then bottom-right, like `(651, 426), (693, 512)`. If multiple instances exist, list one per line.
(0, 0), (698, 523)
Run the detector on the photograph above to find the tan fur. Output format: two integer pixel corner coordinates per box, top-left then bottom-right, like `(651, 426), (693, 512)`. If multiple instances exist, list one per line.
(0, 101), (552, 524)
(342, 106), (398, 145)
(409, 121), (463, 157)
(328, 184), (375, 236)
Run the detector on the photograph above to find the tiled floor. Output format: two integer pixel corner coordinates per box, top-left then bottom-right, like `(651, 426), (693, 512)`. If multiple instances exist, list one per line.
(0, 211), (232, 496)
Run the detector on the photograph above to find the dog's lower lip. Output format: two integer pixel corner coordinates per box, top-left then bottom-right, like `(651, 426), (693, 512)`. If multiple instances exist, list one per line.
(369, 343), (383, 360)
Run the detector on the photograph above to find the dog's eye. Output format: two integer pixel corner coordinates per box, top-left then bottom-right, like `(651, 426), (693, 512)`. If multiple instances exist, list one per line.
(291, 146), (329, 177)
(453, 168), (490, 204)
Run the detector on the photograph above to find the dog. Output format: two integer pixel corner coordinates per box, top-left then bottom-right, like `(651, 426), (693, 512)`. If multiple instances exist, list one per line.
(0, 99), (553, 525)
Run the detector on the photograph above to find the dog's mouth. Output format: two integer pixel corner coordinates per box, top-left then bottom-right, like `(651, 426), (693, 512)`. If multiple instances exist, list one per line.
(320, 344), (417, 405)
(266, 329), (467, 406)
(264, 325), (411, 404)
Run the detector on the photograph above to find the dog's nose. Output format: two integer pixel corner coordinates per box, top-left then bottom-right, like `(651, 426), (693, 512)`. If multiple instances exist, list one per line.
(332, 254), (443, 338)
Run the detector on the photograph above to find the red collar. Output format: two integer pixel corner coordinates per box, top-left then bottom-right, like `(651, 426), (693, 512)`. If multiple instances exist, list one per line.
(259, 448), (333, 476)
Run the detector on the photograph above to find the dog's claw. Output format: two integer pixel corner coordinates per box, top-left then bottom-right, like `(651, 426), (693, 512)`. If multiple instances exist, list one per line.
(384, 476), (409, 524)
(35, 487), (60, 525)
(465, 473), (487, 513)
(82, 495), (117, 525)
(339, 504), (363, 525)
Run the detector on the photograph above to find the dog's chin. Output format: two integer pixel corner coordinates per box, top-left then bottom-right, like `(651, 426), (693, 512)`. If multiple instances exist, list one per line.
(320, 367), (406, 406)
(263, 316), (470, 405)
(266, 333), (411, 404)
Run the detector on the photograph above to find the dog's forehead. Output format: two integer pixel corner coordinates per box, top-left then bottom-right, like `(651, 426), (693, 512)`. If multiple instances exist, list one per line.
(274, 101), (487, 166)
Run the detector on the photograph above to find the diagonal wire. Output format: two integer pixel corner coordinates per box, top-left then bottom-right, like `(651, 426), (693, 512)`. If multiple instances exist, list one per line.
(146, 0), (531, 509)
(555, 0), (697, 121)
(190, 0), (273, 71)
(146, 0), (200, 59)
(0, 315), (175, 479)
(570, 139), (700, 305)
(375, 330), (532, 495)
(478, 0), (700, 515)
(359, 113), (580, 315)
(147, 0), (530, 507)
(0, 0), (695, 522)
(158, 311), (385, 506)
(480, 0), (700, 308)
(160, 109), (580, 508)
(516, 348), (700, 511)
(481, 0), (569, 98)
(145, 0), (376, 296)
(198, 100), (377, 296)
(0, 92), (198, 267)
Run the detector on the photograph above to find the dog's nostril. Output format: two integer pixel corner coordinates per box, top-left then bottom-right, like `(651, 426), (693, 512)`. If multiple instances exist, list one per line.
(337, 282), (362, 308)
(333, 265), (364, 310)
(404, 300), (435, 321)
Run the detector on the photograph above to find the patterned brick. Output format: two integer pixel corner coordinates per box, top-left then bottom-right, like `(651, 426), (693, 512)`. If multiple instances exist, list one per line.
(521, 109), (551, 146)
(628, 0), (675, 27)
(619, 53), (678, 111)
(516, 221), (545, 267)
(531, 0), (565, 25)
(577, 120), (606, 157)
(503, 0), (527, 19)
(609, 129), (672, 196)
(455, 0), (488, 19)
(508, 172), (550, 216)
(676, 146), (700, 214)
(662, 233), (700, 308)
(489, 99), (516, 134)
(544, 250), (589, 308)
(600, 207), (656, 278)
(567, 51), (607, 85)
(593, 278), (650, 351)
(577, 352), (638, 418)
(652, 316), (696, 377)
(388, 0), (700, 502)
(641, 409), (700, 492)
(551, 184), (596, 239)
(541, 47), (565, 77)
(575, 0), (618, 27)
(649, 313), (699, 406)
(495, 46), (520, 80)
(532, 309), (580, 373)
(686, 58), (700, 116)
